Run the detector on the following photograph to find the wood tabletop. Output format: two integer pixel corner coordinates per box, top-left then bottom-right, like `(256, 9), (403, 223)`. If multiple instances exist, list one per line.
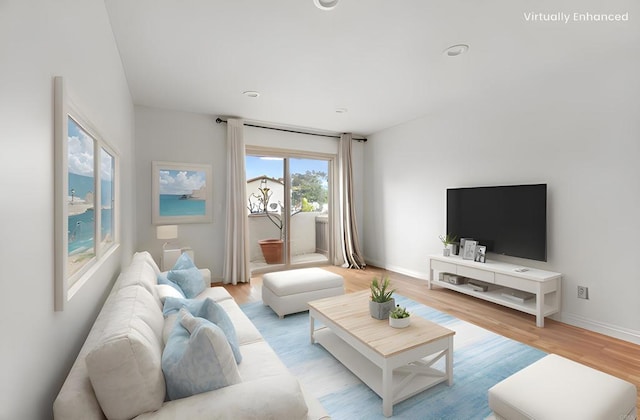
(309, 291), (455, 358)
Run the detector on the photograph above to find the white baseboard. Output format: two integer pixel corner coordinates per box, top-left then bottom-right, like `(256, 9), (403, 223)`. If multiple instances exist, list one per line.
(364, 258), (429, 282)
(556, 312), (640, 345)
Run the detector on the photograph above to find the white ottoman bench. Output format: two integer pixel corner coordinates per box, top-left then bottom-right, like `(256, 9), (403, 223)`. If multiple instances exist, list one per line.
(488, 354), (637, 420)
(262, 268), (344, 318)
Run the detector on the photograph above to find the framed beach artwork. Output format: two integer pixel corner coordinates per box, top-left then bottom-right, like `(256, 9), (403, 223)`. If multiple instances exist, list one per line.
(54, 76), (120, 311)
(152, 161), (213, 225)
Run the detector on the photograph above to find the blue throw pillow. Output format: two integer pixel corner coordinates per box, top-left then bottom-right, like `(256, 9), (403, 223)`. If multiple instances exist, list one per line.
(166, 253), (205, 298)
(172, 252), (196, 270)
(163, 297), (242, 363)
(157, 273), (185, 297)
(162, 309), (241, 401)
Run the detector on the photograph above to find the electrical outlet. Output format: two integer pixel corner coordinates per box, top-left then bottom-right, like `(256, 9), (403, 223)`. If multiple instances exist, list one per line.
(577, 286), (589, 300)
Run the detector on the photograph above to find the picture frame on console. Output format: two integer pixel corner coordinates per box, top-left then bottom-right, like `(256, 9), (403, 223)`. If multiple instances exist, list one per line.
(475, 245), (486, 263)
(462, 240), (477, 260)
(459, 238), (472, 255)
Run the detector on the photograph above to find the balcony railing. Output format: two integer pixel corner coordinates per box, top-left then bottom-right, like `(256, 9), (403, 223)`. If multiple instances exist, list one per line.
(248, 211), (329, 264)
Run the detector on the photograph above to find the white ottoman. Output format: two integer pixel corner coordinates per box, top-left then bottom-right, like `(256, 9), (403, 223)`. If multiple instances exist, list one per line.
(262, 268), (344, 318)
(488, 354), (637, 420)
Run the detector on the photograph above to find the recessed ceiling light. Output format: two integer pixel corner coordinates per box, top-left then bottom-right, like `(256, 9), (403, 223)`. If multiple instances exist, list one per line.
(242, 91), (260, 98)
(443, 44), (469, 57)
(335, 108), (348, 114)
(314, 0), (339, 11)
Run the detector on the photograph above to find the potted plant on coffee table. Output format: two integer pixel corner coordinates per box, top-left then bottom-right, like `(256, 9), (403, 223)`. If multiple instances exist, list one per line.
(369, 276), (396, 320)
(389, 305), (411, 328)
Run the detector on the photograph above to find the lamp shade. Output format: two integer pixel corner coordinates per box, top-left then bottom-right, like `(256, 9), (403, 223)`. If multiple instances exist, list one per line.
(156, 225), (178, 240)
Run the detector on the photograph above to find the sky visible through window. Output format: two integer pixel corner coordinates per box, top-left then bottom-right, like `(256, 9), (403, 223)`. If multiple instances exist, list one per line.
(246, 155), (328, 179)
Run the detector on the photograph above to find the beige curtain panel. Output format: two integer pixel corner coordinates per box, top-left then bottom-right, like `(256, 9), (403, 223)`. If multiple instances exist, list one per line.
(339, 133), (365, 269)
(223, 118), (250, 284)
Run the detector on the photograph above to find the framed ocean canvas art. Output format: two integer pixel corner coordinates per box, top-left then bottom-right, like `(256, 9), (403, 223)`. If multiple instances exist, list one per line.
(152, 161), (213, 225)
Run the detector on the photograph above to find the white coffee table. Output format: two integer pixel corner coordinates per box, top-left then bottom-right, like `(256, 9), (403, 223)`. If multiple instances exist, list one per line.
(309, 291), (455, 417)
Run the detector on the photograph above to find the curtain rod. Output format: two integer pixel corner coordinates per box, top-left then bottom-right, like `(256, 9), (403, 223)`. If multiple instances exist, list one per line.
(215, 118), (367, 142)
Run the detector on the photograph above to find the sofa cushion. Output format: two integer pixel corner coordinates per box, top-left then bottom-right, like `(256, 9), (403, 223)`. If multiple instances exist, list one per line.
(236, 341), (292, 382)
(217, 298), (263, 345)
(85, 286), (165, 420)
(133, 374), (309, 420)
(163, 297), (242, 363)
(167, 253), (205, 298)
(162, 309), (242, 400)
(133, 250), (162, 275)
(195, 285), (234, 302)
(117, 256), (161, 304)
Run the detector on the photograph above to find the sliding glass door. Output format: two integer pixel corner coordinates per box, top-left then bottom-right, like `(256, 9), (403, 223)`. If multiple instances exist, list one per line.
(289, 158), (330, 266)
(246, 151), (332, 273)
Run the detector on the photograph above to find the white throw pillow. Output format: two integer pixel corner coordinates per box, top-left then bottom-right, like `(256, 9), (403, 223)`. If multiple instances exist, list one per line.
(155, 284), (184, 304)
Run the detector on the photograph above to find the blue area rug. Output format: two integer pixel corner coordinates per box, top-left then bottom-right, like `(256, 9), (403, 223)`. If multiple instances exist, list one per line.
(241, 295), (546, 419)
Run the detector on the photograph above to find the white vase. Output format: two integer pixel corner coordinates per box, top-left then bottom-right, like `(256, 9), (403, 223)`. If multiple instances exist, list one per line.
(443, 248), (451, 257)
(389, 316), (410, 328)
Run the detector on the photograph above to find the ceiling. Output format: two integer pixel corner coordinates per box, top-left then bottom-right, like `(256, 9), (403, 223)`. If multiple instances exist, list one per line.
(104, 0), (640, 136)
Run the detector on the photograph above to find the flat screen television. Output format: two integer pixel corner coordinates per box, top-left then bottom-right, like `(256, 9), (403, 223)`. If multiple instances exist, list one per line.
(446, 184), (547, 262)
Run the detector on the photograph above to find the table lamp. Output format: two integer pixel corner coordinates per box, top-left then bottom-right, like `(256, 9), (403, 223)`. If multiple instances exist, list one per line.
(156, 225), (178, 250)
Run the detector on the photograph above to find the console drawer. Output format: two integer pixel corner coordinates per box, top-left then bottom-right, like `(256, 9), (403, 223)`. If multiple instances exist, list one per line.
(495, 273), (536, 293)
(458, 266), (495, 283)
(431, 260), (457, 274)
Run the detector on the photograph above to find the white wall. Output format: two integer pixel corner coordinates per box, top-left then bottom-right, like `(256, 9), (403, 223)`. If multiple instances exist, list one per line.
(135, 107), (228, 279)
(0, 1), (134, 418)
(362, 53), (640, 343)
(134, 111), (365, 277)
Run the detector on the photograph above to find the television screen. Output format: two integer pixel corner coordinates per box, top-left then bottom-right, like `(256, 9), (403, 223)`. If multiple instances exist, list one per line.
(446, 184), (547, 262)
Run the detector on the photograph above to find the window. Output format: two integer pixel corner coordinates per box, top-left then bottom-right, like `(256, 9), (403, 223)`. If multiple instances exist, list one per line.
(54, 77), (119, 310)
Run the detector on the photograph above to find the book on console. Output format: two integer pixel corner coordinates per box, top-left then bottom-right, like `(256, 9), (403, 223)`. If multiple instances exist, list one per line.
(501, 289), (535, 303)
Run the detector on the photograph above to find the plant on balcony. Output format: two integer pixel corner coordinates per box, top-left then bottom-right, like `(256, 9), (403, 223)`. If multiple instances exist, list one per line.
(255, 183), (284, 239)
(248, 176), (318, 264)
(248, 180), (285, 264)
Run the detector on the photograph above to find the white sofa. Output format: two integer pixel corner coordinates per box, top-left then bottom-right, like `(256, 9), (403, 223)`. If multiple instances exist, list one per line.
(53, 251), (328, 420)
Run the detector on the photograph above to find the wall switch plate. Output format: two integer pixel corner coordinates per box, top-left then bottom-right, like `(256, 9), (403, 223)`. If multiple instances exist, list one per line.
(577, 286), (589, 299)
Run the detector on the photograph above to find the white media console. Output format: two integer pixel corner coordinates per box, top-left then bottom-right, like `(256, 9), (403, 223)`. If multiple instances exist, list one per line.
(428, 254), (562, 327)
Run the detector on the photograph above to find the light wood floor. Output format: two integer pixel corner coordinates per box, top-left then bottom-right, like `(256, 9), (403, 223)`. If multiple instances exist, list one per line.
(221, 265), (640, 409)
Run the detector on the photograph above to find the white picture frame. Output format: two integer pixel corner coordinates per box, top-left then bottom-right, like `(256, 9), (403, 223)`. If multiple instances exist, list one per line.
(152, 161), (213, 225)
(462, 240), (478, 260)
